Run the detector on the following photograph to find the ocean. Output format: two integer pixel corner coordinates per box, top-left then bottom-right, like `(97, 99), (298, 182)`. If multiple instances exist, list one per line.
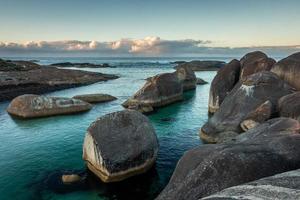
(0, 57), (224, 200)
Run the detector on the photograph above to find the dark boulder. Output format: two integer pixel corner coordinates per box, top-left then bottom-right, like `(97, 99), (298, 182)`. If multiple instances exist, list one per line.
(239, 51), (275, 79)
(278, 92), (300, 121)
(271, 52), (300, 90)
(83, 110), (159, 182)
(200, 71), (294, 143)
(208, 59), (241, 113)
(122, 73), (183, 112)
(201, 169), (300, 200)
(196, 78), (208, 85)
(156, 118), (300, 200)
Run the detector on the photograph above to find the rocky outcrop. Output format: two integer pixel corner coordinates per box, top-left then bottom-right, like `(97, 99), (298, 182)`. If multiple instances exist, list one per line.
(278, 92), (300, 121)
(208, 59), (241, 113)
(174, 60), (226, 71)
(196, 78), (208, 85)
(271, 52), (300, 90)
(202, 169), (300, 200)
(82, 110), (159, 182)
(239, 51), (275, 79)
(0, 59), (40, 71)
(175, 65), (197, 91)
(0, 66), (118, 101)
(73, 93), (117, 103)
(156, 118), (300, 200)
(122, 73), (183, 112)
(50, 62), (112, 68)
(7, 94), (92, 118)
(200, 71), (294, 143)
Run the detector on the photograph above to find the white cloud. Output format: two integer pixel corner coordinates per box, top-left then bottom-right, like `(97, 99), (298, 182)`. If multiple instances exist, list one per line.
(0, 37), (299, 57)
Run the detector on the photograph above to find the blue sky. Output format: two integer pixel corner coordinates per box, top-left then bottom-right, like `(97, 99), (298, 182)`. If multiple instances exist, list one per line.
(0, 0), (299, 56)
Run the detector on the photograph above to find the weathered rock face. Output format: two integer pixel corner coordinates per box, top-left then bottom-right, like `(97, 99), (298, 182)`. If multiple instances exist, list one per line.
(73, 94), (117, 103)
(201, 169), (300, 200)
(200, 72), (294, 143)
(208, 59), (241, 113)
(174, 60), (226, 71)
(278, 92), (300, 121)
(7, 94), (92, 118)
(271, 52), (300, 90)
(83, 110), (159, 182)
(240, 100), (273, 131)
(175, 65), (197, 91)
(122, 73), (183, 111)
(156, 118), (300, 200)
(239, 51), (275, 79)
(0, 67), (118, 102)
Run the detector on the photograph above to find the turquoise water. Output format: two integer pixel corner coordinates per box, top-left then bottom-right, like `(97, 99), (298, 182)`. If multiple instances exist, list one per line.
(0, 59), (216, 200)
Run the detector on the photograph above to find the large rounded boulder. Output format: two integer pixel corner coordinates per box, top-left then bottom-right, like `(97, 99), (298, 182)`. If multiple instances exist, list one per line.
(278, 92), (300, 121)
(7, 94), (92, 118)
(122, 73), (183, 112)
(82, 110), (159, 182)
(239, 51), (275, 79)
(271, 52), (300, 90)
(175, 65), (197, 91)
(208, 59), (241, 113)
(73, 93), (117, 103)
(156, 118), (300, 200)
(200, 71), (294, 143)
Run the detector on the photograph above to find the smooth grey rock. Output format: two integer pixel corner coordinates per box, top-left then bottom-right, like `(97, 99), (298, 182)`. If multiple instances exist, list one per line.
(175, 65), (197, 91)
(73, 93), (117, 103)
(156, 118), (300, 200)
(83, 110), (159, 182)
(278, 92), (300, 121)
(201, 169), (300, 200)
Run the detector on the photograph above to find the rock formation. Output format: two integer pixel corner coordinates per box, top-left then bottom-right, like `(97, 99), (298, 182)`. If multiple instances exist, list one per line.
(83, 110), (159, 182)
(278, 92), (300, 121)
(73, 94), (117, 103)
(208, 59), (241, 113)
(7, 94), (92, 118)
(174, 60), (226, 71)
(174, 65), (197, 91)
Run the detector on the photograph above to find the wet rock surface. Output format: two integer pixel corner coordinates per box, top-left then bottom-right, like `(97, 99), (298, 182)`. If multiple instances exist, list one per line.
(82, 110), (159, 182)
(7, 94), (92, 118)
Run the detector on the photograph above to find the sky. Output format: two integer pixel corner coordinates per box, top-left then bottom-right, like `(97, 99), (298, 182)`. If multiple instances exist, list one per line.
(0, 0), (299, 57)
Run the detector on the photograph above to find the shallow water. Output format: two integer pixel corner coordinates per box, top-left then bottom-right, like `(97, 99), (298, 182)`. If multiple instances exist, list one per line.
(0, 58), (217, 200)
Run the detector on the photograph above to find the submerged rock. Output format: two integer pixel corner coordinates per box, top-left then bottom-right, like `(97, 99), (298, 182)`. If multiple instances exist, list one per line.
(196, 78), (208, 85)
(202, 169), (300, 200)
(175, 65), (197, 91)
(82, 110), (159, 182)
(278, 92), (300, 121)
(200, 72), (294, 143)
(271, 52), (300, 90)
(174, 60), (226, 71)
(7, 94), (92, 118)
(156, 118), (300, 200)
(239, 51), (275, 79)
(73, 93), (117, 103)
(61, 174), (83, 184)
(208, 59), (241, 113)
(122, 73), (183, 111)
